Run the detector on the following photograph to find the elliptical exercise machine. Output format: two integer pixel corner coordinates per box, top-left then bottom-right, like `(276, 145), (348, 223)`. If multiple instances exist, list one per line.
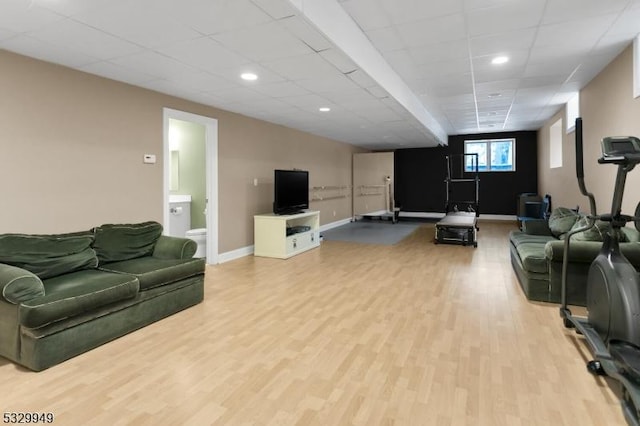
(560, 117), (640, 425)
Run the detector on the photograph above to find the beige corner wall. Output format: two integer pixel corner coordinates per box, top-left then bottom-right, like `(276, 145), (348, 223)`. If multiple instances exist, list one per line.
(353, 152), (394, 216)
(538, 44), (640, 215)
(0, 50), (364, 254)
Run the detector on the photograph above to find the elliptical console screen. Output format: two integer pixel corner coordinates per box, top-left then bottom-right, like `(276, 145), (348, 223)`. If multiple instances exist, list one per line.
(602, 136), (640, 156)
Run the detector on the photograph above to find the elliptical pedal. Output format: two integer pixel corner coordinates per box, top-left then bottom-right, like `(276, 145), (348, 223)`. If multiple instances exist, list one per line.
(611, 341), (640, 383)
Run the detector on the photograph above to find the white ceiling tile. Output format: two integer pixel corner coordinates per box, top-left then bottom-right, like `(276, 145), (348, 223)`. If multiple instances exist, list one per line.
(32, 0), (113, 17)
(28, 19), (143, 61)
(339, 0), (392, 31)
(156, 37), (251, 74)
(542, 0), (630, 25)
(319, 48), (358, 73)
(110, 51), (198, 81)
(169, 0), (273, 35)
(1, 34), (98, 67)
(295, 74), (359, 93)
(346, 69), (378, 89)
(0, 28), (18, 41)
(466, 1), (546, 37)
(73, 2), (201, 49)
(212, 22), (313, 62)
(282, 16), (333, 52)
(534, 15), (620, 50)
(263, 52), (339, 80)
(408, 39), (469, 65)
(251, 81), (310, 98)
(250, 0), (298, 19)
(3, 0), (639, 147)
(0, 1), (65, 33)
(279, 93), (333, 109)
(364, 27), (405, 52)
(377, 0), (464, 25)
(79, 61), (158, 86)
(469, 27), (536, 57)
(395, 13), (467, 47)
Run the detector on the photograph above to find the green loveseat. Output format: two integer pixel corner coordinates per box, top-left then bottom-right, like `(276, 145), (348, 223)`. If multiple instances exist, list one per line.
(0, 222), (205, 371)
(509, 208), (640, 304)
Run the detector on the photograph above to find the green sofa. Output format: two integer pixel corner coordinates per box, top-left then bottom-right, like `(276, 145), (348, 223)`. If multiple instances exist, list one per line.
(509, 208), (640, 304)
(0, 221), (205, 371)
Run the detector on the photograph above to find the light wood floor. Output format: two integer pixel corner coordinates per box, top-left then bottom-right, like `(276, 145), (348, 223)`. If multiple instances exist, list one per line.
(0, 222), (627, 425)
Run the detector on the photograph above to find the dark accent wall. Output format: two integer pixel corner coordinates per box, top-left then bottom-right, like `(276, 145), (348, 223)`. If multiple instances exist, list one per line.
(394, 131), (538, 215)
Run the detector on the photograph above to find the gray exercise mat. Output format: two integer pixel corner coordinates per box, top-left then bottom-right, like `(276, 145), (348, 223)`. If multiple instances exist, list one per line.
(321, 220), (422, 245)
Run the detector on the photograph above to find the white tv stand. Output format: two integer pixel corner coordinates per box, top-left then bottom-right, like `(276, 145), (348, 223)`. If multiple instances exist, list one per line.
(254, 210), (320, 259)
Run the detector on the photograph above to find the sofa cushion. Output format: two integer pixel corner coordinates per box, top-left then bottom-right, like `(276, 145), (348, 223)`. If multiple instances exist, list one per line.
(0, 264), (45, 304)
(548, 207), (581, 238)
(515, 242), (549, 274)
(20, 269), (139, 329)
(99, 257), (205, 290)
(93, 222), (163, 265)
(569, 217), (616, 242)
(0, 233), (98, 279)
(509, 231), (555, 248)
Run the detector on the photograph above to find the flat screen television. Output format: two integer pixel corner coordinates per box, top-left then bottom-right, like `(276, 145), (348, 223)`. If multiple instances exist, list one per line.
(273, 169), (309, 215)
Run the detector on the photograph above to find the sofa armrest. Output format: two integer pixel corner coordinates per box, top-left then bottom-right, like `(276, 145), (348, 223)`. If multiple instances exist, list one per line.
(152, 235), (197, 260)
(545, 240), (640, 266)
(522, 219), (553, 236)
(0, 263), (45, 304)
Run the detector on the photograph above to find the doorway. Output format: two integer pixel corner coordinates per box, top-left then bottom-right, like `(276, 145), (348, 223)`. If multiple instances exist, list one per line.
(163, 108), (218, 264)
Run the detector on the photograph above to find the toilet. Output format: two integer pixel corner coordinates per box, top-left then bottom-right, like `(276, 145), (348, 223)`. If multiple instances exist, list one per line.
(186, 228), (207, 258)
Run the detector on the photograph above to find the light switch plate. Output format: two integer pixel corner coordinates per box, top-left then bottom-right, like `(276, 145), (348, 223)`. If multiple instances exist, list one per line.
(143, 154), (156, 164)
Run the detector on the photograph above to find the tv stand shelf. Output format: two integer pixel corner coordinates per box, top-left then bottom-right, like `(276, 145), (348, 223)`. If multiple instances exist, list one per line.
(254, 211), (320, 259)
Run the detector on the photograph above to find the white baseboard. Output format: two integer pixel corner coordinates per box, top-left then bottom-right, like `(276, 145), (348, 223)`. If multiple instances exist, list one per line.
(320, 217), (352, 232)
(399, 211), (516, 221)
(218, 245), (254, 263)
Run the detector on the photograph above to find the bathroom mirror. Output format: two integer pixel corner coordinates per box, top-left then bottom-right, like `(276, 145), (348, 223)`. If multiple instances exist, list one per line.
(170, 151), (180, 191)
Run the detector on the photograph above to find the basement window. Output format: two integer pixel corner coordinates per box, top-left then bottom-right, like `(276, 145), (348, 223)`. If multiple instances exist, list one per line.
(464, 139), (515, 172)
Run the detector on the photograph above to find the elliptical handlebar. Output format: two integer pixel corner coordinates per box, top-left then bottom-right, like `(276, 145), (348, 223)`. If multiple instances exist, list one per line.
(575, 118), (598, 216)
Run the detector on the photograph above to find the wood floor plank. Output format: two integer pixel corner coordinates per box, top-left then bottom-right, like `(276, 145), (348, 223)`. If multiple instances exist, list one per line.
(0, 222), (627, 425)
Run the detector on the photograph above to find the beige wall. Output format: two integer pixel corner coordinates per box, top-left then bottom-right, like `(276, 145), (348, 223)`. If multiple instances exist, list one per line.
(353, 152), (394, 215)
(0, 50), (364, 253)
(538, 44), (640, 215)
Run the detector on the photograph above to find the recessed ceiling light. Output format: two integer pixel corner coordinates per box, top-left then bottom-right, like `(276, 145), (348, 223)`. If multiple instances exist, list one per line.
(488, 92), (502, 98)
(240, 72), (258, 81)
(319, 107), (331, 112)
(491, 56), (509, 65)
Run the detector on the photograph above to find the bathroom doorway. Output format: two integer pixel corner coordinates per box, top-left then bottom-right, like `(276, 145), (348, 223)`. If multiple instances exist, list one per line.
(163, 108), (218, 264)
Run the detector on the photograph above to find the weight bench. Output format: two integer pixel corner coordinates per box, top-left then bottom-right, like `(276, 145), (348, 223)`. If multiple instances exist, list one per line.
(435, 211), (478, 247)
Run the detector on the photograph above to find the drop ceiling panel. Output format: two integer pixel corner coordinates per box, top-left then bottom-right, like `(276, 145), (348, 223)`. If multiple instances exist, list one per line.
(155, 37), (251, 75)
(466, 1), (546, 37)
(534, 15), (620, 51)
(394, 14), (467, 47)
(0, 2), (64, 33)
(408, 39), (470, 65)
(211, 22), (314, 62)
(27, 18), (143, 61)
(2, 0), (639, 149)
(167, 0), (273, 35)
(541, 0), (631, 25)
(263, 53), (341, 80)
(251, 81), (311, 98)
(376, 0), (465, 25)
(73, 2), (202, 49)
(469, 28), (537, 57)
(1, 35), (98, 67)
